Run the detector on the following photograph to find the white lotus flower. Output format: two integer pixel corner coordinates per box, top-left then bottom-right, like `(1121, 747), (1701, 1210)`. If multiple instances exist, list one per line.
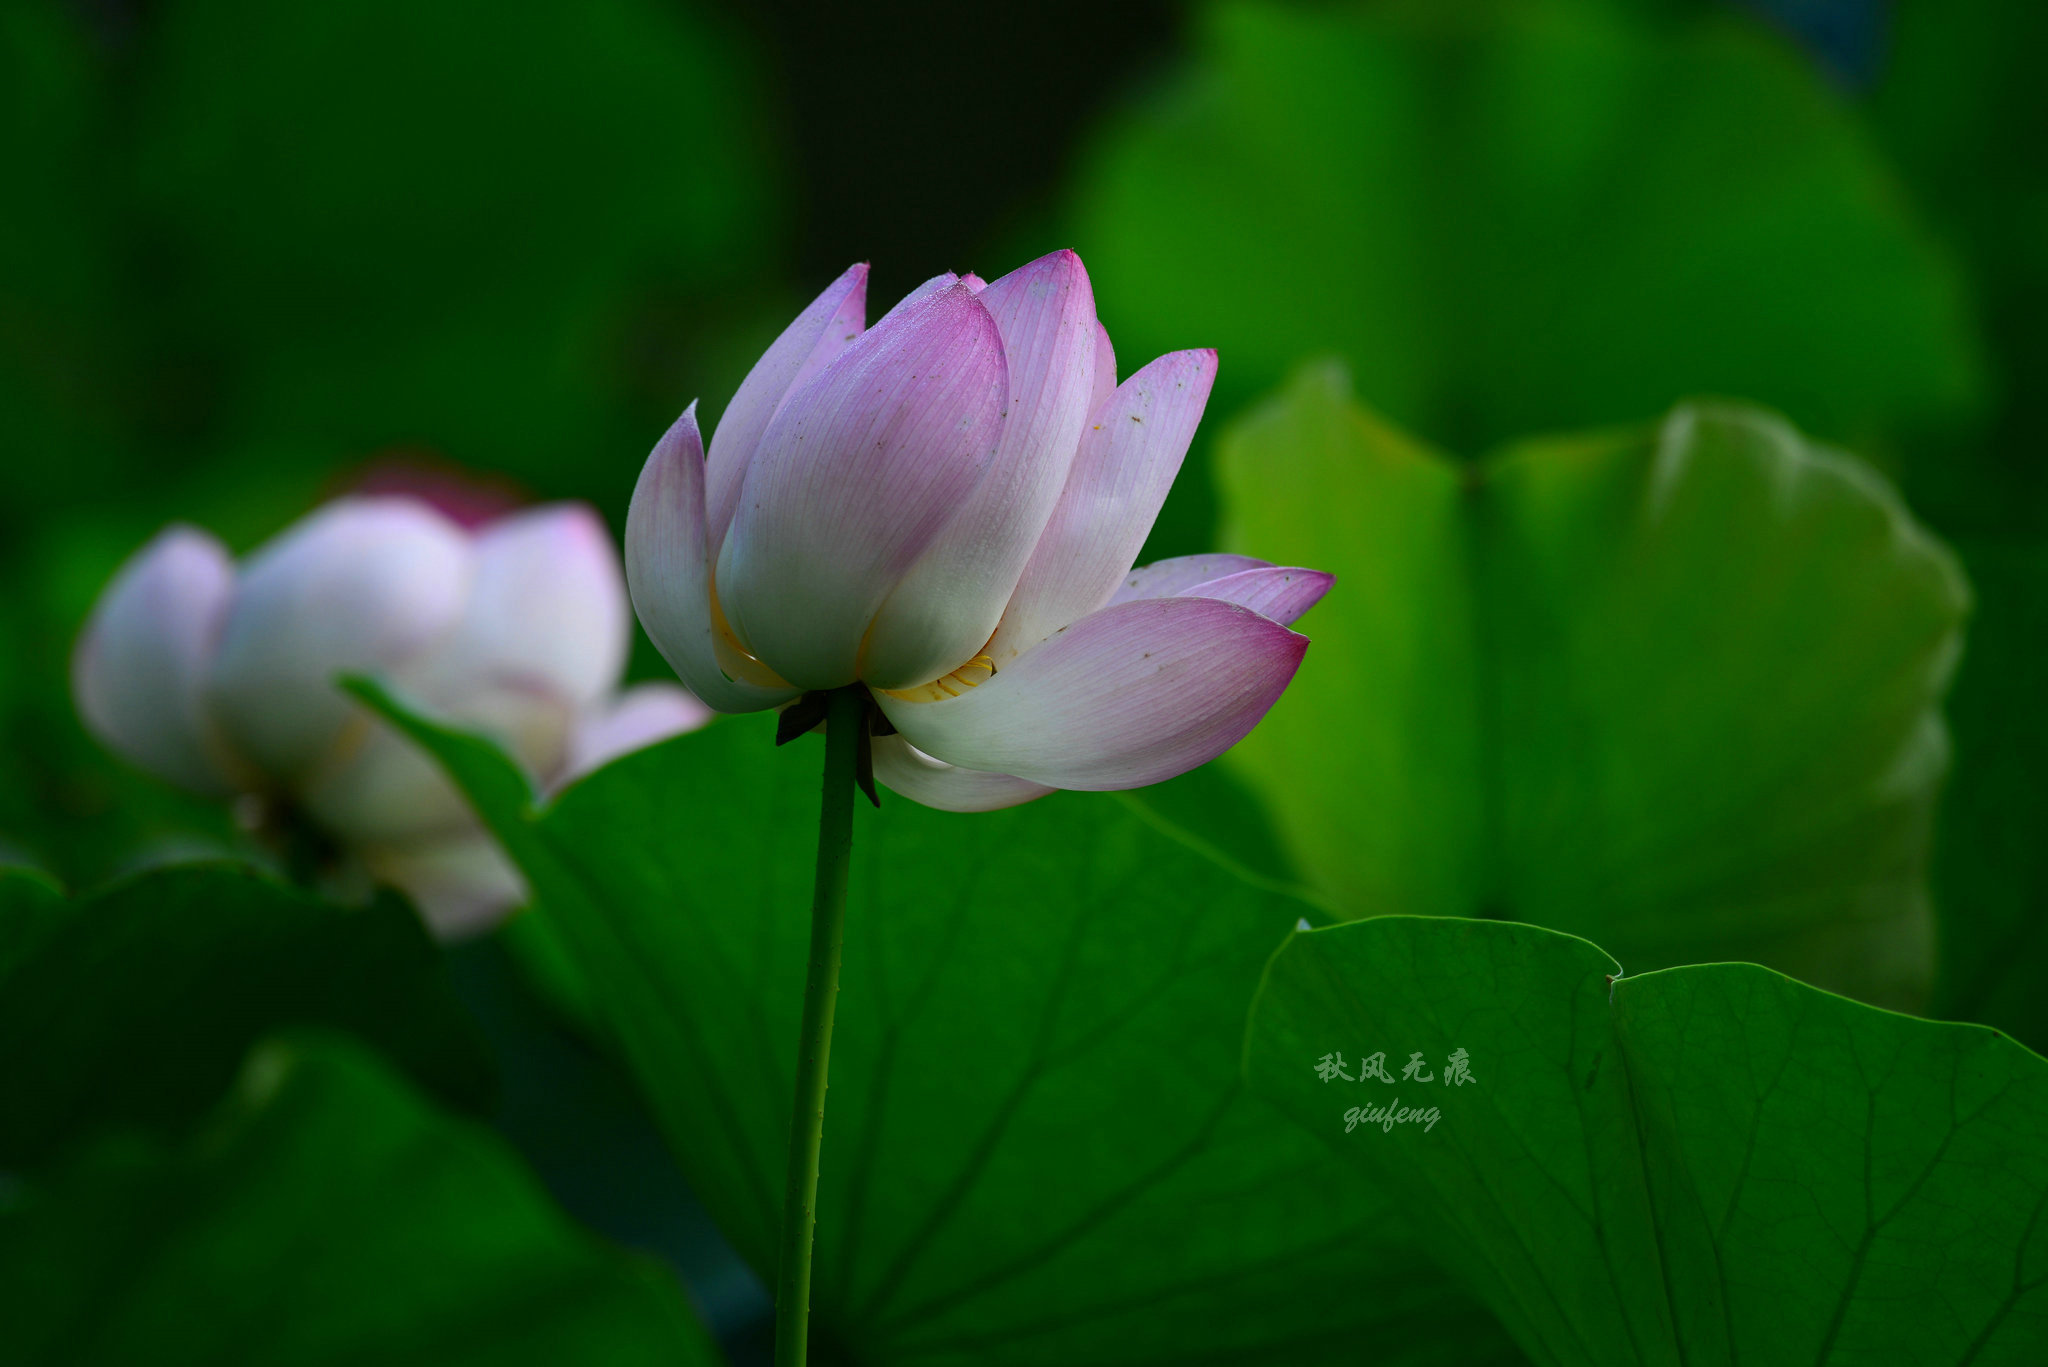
(74, 495), (709, 935)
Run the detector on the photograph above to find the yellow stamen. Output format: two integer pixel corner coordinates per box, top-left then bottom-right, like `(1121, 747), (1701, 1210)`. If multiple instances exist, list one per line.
(879, 651), (1002, 703)
(706, 567), (790, 689)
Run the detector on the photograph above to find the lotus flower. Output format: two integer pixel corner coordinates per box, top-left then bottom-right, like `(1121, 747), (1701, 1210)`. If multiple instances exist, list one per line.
(626, 250), (1329, 810)
(74, 495), (710, 934)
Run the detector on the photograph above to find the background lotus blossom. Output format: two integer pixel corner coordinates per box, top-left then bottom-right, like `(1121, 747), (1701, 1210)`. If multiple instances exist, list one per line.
(626, 250), (1331, 811)
(73, 495), (710, 935)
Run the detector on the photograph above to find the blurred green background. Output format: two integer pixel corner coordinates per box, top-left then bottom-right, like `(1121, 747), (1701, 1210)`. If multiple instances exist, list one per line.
(3, 0), (2043, 1361)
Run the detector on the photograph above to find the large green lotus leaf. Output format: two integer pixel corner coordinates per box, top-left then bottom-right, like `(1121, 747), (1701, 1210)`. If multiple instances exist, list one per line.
(1217, 367), (1967, 1008)
(0, 1035), (721, 1366)
(355, 681), (1529, 1367)
(0, 862), (495, 1168)
(1245, 915), (2048, 1365)
(1065, 0), (1979, 556)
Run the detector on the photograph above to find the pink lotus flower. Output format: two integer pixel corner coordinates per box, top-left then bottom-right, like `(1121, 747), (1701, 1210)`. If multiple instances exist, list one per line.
(74, 496), (710, 934)
(625, 250), (1329, 810)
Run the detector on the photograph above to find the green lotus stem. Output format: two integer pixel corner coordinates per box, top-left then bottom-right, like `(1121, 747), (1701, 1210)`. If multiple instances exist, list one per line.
(774, 685), (863, 1367)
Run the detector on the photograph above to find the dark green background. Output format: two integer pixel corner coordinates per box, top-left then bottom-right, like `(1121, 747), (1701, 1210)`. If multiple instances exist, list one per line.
(3, 1), (2042, 1363)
